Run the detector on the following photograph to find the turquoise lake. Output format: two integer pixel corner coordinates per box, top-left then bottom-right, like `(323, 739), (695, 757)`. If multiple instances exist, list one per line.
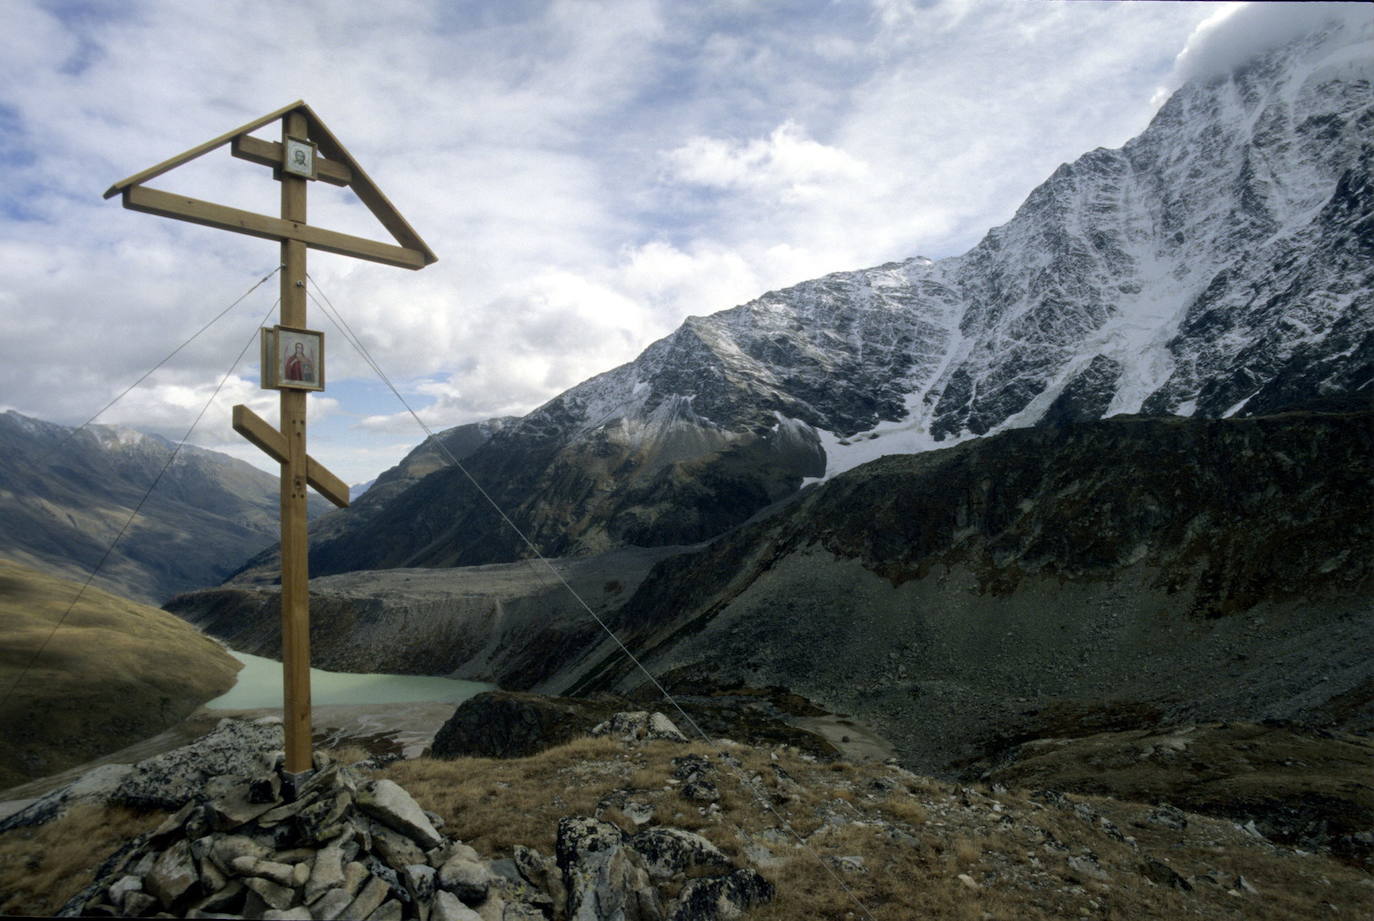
(206, 649), (492, 709)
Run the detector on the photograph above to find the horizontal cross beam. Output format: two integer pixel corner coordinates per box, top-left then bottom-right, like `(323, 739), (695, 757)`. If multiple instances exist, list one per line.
(232, 404), (350, 508)
(231, 135), (353, 186)
(122, 185), (428, 270)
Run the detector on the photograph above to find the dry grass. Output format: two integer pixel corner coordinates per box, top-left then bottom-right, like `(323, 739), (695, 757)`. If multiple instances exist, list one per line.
(7, 725), (1371, 921)
(375, 736), (1374, 921)
(0, 803), (165, 916)
(0, 559), (240, 789)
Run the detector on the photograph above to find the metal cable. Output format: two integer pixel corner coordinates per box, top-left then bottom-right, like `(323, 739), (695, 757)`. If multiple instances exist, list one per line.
(40, 266), (281, 464)
(0, 298), (279, 717)
(306, 274), (881, 920)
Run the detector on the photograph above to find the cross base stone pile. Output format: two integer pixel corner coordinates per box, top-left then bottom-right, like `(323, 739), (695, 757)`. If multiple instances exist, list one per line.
(55, 716), (772, 921)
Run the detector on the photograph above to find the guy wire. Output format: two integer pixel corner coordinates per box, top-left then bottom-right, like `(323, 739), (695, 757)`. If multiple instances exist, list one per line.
(306, 274), (881, 921)
(41, 266), (281, 464)
(0, 297), (280, 716)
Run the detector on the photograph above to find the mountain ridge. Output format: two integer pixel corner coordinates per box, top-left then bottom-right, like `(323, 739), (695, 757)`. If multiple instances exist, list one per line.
(243, 16), (1370, 577)
(0, 409), (326, 603)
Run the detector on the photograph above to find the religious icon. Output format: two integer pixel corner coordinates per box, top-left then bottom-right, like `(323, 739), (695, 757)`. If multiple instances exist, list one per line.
(282, 136), (318, 180)
(261, 326), (325, 391)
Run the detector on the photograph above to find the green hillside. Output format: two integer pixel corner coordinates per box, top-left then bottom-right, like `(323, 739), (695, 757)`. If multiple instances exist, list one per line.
(0, 559), (240, 789)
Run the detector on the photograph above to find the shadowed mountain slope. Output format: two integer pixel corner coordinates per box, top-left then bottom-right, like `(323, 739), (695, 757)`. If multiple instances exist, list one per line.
(0, 411), (329, 603)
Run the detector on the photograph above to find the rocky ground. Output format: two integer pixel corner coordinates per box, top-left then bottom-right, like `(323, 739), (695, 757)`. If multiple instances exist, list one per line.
(1, 709), (1370, 920)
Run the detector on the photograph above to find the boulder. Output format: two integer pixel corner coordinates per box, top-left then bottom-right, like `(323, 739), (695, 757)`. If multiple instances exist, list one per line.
(433, 889), (484, 921)
(344, 874), (392, 919)
(114, 718), (285, 810)
(145, 838), (197, 910)
(438, 855), (491, 905)
(667, 869), (775, 921)
(632, 828), (733, 880)
(514, 845), (566, 916)
(0, 762), (133, 833)
(311, 886), (356, 921)
(591, 712), (690, 744)
(357, 779), (445, 849)
(557, 816), (663, 921)
(306, 838), (347, 902)
(432, 691), (625, 759)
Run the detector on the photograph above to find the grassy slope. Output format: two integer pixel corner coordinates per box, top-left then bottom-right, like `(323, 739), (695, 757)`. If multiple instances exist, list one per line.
(378, 737), (1374, 920)
(0, 559), (240, 789)
(3, 729), (1371, 918)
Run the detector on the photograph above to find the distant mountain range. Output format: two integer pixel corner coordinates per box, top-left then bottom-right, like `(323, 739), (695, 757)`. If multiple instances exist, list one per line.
(0, 410), (326, 603)
(246, 15), (1371, 577)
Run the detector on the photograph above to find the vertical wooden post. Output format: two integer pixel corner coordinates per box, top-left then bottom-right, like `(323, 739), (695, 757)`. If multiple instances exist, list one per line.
(106, 101), (435, 784)
(279, 111), (313, 776)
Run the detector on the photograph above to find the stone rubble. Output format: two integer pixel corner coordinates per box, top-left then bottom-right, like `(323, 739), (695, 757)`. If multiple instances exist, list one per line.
(52, 716), (773, 921)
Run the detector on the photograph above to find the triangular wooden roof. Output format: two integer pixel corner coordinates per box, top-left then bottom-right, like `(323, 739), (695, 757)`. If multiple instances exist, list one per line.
(104, 101), (436, 270)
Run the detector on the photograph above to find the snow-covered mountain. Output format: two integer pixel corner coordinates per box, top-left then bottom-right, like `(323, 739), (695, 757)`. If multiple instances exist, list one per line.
(280, 15), (1372, 574)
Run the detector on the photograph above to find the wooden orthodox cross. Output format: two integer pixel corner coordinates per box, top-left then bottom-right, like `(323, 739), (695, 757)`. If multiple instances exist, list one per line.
(105, 102), (436, 779)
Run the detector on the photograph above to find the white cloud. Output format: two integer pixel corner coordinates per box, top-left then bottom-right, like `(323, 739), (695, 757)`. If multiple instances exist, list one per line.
(1169, 2), (1371, 88)
(666, 121), (870, 203)
(1, 0), (1252, 483)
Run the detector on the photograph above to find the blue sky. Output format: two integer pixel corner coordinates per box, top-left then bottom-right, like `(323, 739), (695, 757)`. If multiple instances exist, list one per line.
(0, 1), (1352, 484)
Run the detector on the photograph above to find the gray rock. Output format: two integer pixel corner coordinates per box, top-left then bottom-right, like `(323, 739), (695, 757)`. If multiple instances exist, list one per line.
(345, 875), (392, 920)
(1067, 855), (1111, 882)
(263, 908), (314, 921)
(557, 816), (663, 921)
(681, 779), (719, 803)
(403, 863), (437, 904)
(306, 840), (347, 903)
(368, 899), (405, 921)
(438, 855), (491, 905)
(667, 868), (775, 921)
(373, 823), (430, 872)
(503, 903), (546, 921)
(208, 779), (279, 830)
(1140, 803), (1189, 831)
(294, 790), (353, 845)
(514, 845), (566, 916)
(250, 858), (299, 888)
(343, 860), (370, 897)
(356, 779), (444, 849)
(244, 875), (297, 911)
(189, 879), (245, 915)
(311, 886), (355, 921)
(199, 854), (228, 892)
(591, 712), (689, 743)
(106, 874), (143, 911)
(0, 763), (133, 832)
(186, 908), (244, 920)
(477, 894), (506, 921)
(632, 827), (732, 880)
(210, 835), (271, 873)
(433, 890), (483, 921)
(1141, 858), (1192, 891)
(122, 891), (159, 917)
(114, 719), (285, 810)
(146, 839), (198, 910)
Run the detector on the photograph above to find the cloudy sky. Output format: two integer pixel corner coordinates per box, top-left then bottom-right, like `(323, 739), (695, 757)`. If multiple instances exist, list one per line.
(0, 1), (1349, 484)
